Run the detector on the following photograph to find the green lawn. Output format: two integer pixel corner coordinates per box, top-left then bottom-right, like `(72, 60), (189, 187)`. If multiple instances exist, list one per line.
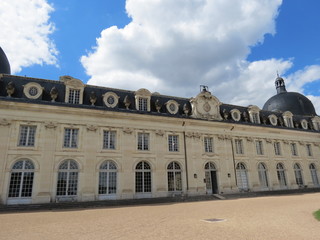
(313, 210), (320, 221)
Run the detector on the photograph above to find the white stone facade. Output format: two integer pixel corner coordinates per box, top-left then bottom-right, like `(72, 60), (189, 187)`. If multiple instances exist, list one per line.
(0, 75), (319, 205)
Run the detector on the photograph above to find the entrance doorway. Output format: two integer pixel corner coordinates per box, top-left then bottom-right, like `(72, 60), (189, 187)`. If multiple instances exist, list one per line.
(205, 162), (218, 194)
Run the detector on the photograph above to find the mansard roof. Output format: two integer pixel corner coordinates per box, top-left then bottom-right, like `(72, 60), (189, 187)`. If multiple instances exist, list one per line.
(0, 74), (318, 132)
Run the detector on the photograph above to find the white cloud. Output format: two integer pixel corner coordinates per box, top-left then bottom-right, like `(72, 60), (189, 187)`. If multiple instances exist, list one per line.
(82, 0), (283, 97)
(0, 0), (57, 73)
(81, 0), (320, 114)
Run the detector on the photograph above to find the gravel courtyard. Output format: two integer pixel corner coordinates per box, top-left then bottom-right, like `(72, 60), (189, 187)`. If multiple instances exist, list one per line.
(0, 193), (319, 240)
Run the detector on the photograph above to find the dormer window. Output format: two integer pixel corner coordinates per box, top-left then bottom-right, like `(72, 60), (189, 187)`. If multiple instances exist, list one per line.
(68, 89), (80, 104)
(60, 76), (84, 105)
(301, 119), (308, 130)
(139, 97), (148, 111)
(135, 88), (151, 111)
(311, 116), (320, 131)
(282, 111), (293, 128)
(248, 105), (261, 124)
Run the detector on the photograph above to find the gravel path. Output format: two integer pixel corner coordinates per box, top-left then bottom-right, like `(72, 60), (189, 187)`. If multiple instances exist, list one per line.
(0, 193), (319, 240)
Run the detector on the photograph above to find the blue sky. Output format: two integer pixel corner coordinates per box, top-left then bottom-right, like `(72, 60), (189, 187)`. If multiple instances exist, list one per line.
(1, 0), (320, 112)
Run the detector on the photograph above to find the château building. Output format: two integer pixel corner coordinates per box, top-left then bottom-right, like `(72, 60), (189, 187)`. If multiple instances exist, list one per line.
(0, 47), (319, 205)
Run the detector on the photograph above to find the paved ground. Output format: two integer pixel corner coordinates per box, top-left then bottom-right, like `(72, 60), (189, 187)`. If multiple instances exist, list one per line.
(0, 193), (319, 240)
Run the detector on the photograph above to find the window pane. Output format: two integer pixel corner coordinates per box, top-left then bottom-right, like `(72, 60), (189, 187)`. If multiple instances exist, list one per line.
(168, 135), (179, 152)
(8, 172), (22, 198)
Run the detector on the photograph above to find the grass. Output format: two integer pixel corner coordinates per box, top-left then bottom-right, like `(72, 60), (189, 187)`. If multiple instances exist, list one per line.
(313, 210), (320, 221)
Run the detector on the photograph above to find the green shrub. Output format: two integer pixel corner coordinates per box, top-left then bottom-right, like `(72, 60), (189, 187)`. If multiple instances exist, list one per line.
(313, 210), (320, 221)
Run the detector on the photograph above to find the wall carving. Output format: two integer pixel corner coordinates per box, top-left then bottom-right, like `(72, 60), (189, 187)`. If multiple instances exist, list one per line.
(190, 90), (222, 120)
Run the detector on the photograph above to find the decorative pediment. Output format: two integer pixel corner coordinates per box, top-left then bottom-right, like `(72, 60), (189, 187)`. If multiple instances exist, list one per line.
(59, 75), (84, 88)
(190, 90), (222, 120)
(135, 88), (151, 97)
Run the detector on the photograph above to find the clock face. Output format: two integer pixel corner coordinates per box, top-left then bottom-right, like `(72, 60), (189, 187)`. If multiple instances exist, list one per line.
(29, 86), (38, 96)
(107, 96), (115, 105)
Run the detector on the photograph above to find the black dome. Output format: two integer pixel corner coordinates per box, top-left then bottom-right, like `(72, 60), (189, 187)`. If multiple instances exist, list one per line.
(263, 76), (316, 116)
(0, 47), (11, 74)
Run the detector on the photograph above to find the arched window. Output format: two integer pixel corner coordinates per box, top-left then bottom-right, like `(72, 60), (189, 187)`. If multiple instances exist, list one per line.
(99, 161), (117, 195)
(8, 160), (35, 199)
(135, 161), (151, 193)
(167, 162), (182, 192)
(236, 163), (249, 190)
(56, 160), (79, 196)
(309, 164), (319, 187)
(258, 163), (268, 188)
(294, 163), (304, 186)
(205, 162), (218, 194)
(276, 163), (287, 188)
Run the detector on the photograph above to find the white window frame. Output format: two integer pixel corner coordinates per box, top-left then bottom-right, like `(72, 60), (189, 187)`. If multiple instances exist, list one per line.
(248, 105), (261, 124)
(255, 140), (264, 155)
(8, 160), (35, 202)
(168, 135), (179, 152)
(137, 132), (150, 151)
(311, 116), (320, 131)
(235, 139), (244, 154)
(167, 162), (182, 192)
(274, 142), (281, 156)
(204, 137), (214, 153)
(61, 76), (84, 104)
(68, 89), (80, 104)
(99, 161), (117, 195)
(56, 160), (79, 197)
(290, 143), (298, 156)
(63, 128), (79, 148)
(135, 88), (151, 111)
(18, 125), (37, 147)
(282, 111), (294, 128)
(294, 163), (304, 186)
(306, 144), (313, 157)
(103, 130), (116, 150)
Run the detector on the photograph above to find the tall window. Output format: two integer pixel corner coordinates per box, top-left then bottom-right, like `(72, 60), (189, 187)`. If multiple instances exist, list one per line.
(276, 163), (287, 188)
(56, 160), (79, 196)
(255, 140), (264, 155)
(167, 162), (182, 192)
(63, 128), (79, 148)
(309, 164), (319, 186)
(306, 144), (313, 157)
(258, 163), (268, 188)
(135, 161), (151, 193)
(274, 142), (281, 156)
(103, 130), (116, 149)
(138, 133), (149, 151)
(8, 160), (34, 199)
(168, 135), (179, 152)
(18, 125), (36, 147)
(138, 97), (148, 111)
(235, 139), (244, 154)
(252, 112), (260, 124)
(204, 137), (214, 153)
(68, 89), (80, 104)
(99, 161), (117, 195)
(285, 117), (293, 128)
(294, 163), (304, 186)
(236, 163), (249, 190)
(290, 143), (298, 156)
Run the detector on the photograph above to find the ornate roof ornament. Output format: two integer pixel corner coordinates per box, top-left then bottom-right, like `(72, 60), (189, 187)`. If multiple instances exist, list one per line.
(190, 87), (222, 121)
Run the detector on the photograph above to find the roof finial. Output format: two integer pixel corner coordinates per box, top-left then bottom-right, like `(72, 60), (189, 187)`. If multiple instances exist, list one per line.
(275, 73), (286, 94)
